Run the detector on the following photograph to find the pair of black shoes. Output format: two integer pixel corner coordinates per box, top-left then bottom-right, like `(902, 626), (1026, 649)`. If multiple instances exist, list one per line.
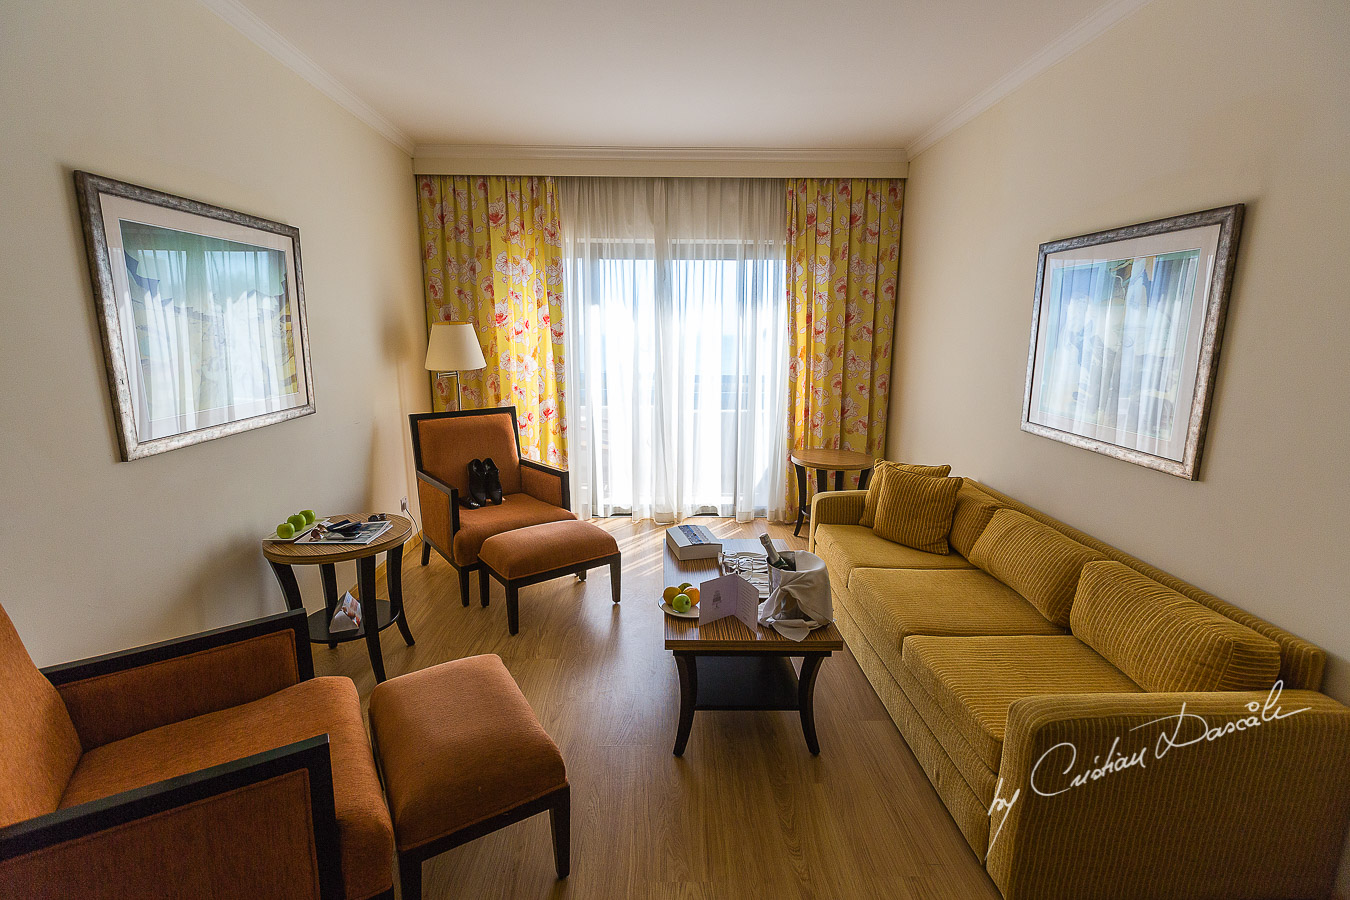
(462, 458), (503, 509)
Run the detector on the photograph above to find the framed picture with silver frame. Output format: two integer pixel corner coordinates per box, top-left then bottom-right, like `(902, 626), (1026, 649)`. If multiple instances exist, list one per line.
(1022, 205), (1243, 480)
(75, 172), (315, 460)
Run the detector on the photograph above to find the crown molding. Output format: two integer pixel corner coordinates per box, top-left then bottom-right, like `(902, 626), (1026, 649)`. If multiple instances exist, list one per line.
(412, 145), (908, 178)
(906, 0), (1155, 158)
(196, 0), (415, 153)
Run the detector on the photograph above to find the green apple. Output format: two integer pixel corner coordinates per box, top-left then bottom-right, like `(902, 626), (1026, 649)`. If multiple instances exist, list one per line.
(287, 514), (307, 531)
(672, 592), (692, 613)
(678, 582), (693, 593)
(276, 522), (295, 539)
(300, 509), (316, 525)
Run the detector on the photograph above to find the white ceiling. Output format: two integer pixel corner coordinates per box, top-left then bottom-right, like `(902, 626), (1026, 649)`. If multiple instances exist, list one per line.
(204, 0), (1149, 156)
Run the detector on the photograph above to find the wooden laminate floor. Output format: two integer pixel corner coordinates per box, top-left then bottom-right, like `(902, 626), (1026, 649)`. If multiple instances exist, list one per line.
(316, 518), (1001, 900)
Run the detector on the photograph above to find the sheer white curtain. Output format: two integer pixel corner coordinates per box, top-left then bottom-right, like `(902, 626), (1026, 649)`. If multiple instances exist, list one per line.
(561, 178), (788, 523)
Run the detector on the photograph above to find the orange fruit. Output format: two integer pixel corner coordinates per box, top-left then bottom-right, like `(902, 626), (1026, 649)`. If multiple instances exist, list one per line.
(685, 587), (700, 606)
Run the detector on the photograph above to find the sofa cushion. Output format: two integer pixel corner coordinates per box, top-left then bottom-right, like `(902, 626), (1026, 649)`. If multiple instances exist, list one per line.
(969, 509), (1104, 627)
(872, 470), (963, 554)
(949, 485), (1002, 559)
(451, 493), (576, 566)
(60, 676), (394, 900)
(902, 635), (1142, 771)
(850, 569), (1063, 651)
(815, 525), (975, 583)
(860, 460), (952, 527)
(1071, 561), (1283, 692)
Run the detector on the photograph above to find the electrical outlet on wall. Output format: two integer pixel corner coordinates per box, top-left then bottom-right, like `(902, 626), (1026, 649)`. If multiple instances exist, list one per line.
(400, 497), (410, 513)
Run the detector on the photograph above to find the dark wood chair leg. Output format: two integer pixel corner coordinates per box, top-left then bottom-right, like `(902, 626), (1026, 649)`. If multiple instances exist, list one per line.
(793, 463), (808, 537)
(457, 566), (470, 607)
(858, 466), (873, 490)
(610, 559), (621, 603)
(577, 569), (587, 581)
(815, 468), (828, 494)
(507, 584), (520, 635)
(833, 469), (845, 490)
(398, 852), (422, 900)
(550, 786), (571, 879)
(480, 567), (490, 607)
(421, 540), (431, 566)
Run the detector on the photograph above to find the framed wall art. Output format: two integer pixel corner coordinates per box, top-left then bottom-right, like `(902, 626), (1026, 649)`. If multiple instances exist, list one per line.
(1022, 205), (1243, 479)
(75, 172), (315, 460)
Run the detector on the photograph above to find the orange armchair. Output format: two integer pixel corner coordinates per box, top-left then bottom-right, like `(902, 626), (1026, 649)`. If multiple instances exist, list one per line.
(0, 603), (394, 900)
(410, 407), (574, 606)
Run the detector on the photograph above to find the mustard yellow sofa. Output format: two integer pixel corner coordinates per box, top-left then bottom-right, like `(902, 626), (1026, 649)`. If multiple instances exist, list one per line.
(810, 478), (1350, 900)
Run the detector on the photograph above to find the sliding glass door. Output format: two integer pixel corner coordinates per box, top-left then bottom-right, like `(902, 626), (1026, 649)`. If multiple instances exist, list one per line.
(562, 179), (787, 522)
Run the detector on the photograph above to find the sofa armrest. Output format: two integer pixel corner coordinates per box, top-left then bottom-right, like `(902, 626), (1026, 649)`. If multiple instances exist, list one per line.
(808, 490), (867, 552)
(989, 689), (1350, 900)
(0, 736), (342, 900)
(520, 459), (571, 510)
(44, 610), (312, 750)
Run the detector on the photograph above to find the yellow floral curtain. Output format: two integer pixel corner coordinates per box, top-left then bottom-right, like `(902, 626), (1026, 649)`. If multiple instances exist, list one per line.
(416, 175), (567, 466)
(785, 178), (904, 519)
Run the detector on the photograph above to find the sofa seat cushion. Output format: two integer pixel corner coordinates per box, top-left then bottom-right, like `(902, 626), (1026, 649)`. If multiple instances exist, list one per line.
(1071, 561), (1282, 692)
(815, 525), (975, 582)
(901, 635), (1142, 771)
(850, 569), (1064, 650)
(60, 676), (393, 900)
(451, 493), (576, 566)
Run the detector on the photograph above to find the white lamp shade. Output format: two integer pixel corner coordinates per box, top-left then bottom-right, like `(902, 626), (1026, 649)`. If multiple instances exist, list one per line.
(424, 322), (486, 372)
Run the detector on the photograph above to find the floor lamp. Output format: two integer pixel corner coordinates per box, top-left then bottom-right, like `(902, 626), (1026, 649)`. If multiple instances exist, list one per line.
(424, 321), (486, 411)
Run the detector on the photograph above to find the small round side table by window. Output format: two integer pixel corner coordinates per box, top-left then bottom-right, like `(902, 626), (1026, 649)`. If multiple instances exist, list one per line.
(790, 449), (875, 537)
(263, 513), (415, 683)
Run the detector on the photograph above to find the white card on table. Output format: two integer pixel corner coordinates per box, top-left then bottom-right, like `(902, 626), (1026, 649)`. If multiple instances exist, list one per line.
(697, 573), (760, 632)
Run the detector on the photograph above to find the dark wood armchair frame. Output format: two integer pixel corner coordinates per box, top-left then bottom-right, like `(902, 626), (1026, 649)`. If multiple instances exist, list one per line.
(0, 610), (376, 900)
(410, 407), (572, 606)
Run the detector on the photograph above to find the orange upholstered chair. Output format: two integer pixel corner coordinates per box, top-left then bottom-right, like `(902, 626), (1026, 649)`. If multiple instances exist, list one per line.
(0, 603), (394, 900)
(410, 407), (574, 605)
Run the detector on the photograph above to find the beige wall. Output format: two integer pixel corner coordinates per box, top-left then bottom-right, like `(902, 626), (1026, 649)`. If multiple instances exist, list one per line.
(0, 0), (428, 665)
(891, 0), (1350, 702)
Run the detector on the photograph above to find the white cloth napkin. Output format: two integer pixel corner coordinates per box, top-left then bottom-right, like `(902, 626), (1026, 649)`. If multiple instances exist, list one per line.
(758, 551), (832, 641)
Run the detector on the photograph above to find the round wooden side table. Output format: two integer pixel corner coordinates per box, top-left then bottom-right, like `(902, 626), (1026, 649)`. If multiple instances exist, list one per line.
(790, 449), (875, 537)
(263, 513), (415, 682)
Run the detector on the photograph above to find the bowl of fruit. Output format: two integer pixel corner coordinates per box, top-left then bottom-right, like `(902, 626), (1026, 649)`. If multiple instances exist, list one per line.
(660, 582), (701, 618)
(269, 509), (319, 541)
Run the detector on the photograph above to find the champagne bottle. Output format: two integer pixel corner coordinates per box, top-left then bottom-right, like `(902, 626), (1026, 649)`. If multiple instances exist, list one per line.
(760, 534), (795, 571)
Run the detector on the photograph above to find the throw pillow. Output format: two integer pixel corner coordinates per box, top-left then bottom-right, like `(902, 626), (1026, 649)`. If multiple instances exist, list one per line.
(948, 489), (1002, 558)
(969, 509), (1104, 627)
(859, 460), (953, 527)
(1071, 561), (1281, 692)
(870, 469), (963, 554)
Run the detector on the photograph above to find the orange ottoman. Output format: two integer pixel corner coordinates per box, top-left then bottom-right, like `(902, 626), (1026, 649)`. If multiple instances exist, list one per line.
(477, 520), (621, 634)
(368, 654), (569, 900)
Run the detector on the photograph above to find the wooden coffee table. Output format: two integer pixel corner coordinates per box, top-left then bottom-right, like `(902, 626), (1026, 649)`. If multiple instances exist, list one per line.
(663, 537), (842, 756)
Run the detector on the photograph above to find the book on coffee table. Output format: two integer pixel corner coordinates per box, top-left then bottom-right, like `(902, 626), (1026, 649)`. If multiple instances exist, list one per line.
(665, 524), (722, 560)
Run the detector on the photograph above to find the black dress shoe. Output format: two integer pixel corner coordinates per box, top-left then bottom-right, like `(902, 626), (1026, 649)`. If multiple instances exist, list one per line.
(467, 458), (490, 507)
(483, 457), (504, 504)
